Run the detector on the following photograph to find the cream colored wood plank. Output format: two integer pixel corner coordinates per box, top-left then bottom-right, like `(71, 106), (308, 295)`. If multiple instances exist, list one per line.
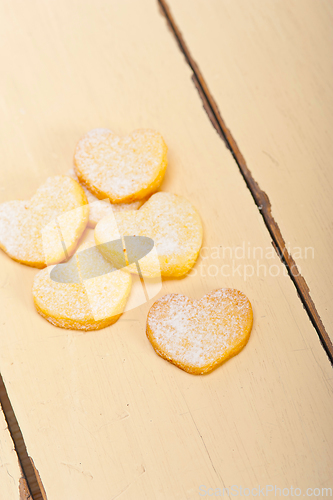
(0, 407), (27, 500)
(167, 0), (333, 335)
(0, 0), (332, 499)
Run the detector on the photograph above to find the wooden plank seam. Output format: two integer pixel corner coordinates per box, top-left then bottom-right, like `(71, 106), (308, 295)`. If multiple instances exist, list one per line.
(157, 0), (333, 363)
(0, 374), (46, 499)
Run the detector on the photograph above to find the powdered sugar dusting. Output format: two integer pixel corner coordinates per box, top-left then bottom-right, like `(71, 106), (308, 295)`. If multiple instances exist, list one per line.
(32, 241), (131, 330)
(0, 176), (88, 267)
(95, 192), (203, 278)
(67, 168), (144, 227)
(147, 289), (253, 373)
(73, 128), (167, 203)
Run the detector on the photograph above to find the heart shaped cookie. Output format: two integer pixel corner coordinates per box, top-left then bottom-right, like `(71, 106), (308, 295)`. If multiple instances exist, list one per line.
(146, 289), (253, 374)
(74, 128), (168, 204)
(94, 192), (203, 277)
(0, 176), (89, 268)
(67, 168), (146, 228)
(32, 241), (132, 330)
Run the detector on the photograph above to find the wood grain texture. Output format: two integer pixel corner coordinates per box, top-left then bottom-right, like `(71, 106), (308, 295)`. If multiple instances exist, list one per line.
(166, 0), (333, 338)
(0, 406), (27, 500)
(0, 0), (332, 498)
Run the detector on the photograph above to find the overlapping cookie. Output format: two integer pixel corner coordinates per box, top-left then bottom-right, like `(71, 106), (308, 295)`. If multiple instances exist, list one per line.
(32, 241), (132, 330)
(94, 192), (203, 278)
(0, 176), (89, 268)
(74, 128), (168, 204)
(67, 169), (146, 228)
(146, 289), (253, 374)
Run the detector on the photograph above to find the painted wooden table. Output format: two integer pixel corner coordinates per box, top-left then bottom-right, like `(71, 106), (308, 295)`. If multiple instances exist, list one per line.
(165, 0), (333, 341)
(0, 1), (332, 499)
(0, 405), (28, 500)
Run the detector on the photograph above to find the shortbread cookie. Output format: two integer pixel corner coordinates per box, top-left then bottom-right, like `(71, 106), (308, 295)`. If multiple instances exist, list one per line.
(95, 192), (203, 278)
(32, 242), (132, 330)
(67, 169), (145, 227)
(74, 128), (168, 204)
(147, 289), (253, 374)
(0, 176), (89, 268)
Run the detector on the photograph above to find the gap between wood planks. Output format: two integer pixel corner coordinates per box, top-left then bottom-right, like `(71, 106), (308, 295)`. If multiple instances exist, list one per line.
(157, 0), (333, 363)
(0, 374), (46, 499)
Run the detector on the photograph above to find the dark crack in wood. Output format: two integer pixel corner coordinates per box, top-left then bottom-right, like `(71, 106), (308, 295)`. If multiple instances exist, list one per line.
(157, 0), (333, 363)
(0, 373), (46, 499)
